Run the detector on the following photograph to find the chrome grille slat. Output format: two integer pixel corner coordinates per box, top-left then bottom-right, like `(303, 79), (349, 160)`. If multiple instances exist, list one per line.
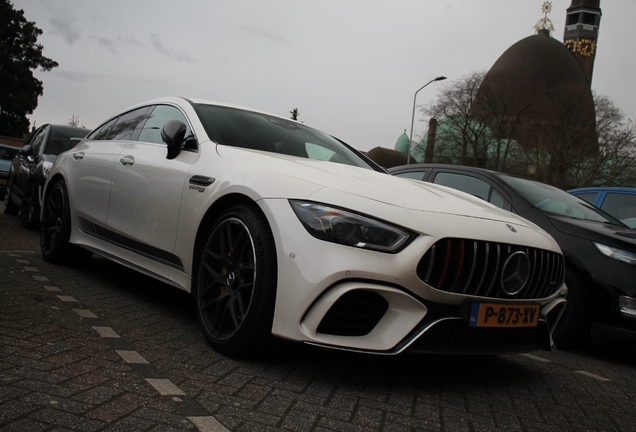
(483, 244), (501, 297)
(417, 238), (564, 300)
(475, 243), (489, 295)
(462, 242), (478, 294)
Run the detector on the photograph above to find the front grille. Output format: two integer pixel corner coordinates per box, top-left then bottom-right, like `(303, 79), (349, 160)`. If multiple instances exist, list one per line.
(317, 290), (389, 336)
(417, 238), (564, 300)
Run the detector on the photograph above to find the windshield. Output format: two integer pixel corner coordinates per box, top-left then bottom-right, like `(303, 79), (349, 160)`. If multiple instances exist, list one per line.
(46, 128), (90, 155)
(0, 145), (18, 161)
(194, 104), (373, 170)
(499, 174), (623, 224)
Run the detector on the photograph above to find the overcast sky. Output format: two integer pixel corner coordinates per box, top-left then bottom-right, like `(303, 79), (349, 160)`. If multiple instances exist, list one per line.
(11, 0), (636, 152)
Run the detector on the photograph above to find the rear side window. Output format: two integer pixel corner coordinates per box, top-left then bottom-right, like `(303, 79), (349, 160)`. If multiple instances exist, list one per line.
(88, 118), (117, 141)
(574, 192), (598, 204)
(434, 172), (505, 208)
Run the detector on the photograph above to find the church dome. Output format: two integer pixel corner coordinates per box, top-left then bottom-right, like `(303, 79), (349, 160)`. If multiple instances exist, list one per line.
(473, 29), (595, 146)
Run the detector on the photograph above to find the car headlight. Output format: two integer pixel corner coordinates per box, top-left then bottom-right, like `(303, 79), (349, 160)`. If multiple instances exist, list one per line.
(594, 242), (636, 265)
(290, 200), (415, 253)
(42, 161), (53, 179)
(619, 296), (636, 319)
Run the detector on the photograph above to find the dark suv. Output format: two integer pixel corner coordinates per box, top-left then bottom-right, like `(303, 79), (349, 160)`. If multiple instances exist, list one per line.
(4, 124), (90, 228)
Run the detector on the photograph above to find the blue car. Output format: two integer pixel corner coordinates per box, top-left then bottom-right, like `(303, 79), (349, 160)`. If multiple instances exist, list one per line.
(569, 187), (636, 229)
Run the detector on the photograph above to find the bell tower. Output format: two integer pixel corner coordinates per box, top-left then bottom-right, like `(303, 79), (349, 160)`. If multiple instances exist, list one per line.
(563, 0), (602, 85)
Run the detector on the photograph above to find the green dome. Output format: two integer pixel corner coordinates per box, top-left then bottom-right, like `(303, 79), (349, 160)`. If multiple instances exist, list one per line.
(394, 130), (410, 153)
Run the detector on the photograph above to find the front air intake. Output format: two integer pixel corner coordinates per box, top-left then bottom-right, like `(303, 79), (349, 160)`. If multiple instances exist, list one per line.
(317, 290), (388, 336)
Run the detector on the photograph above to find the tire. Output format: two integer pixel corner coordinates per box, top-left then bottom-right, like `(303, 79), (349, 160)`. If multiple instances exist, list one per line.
(552, 266), (591, 348)
(3, 181), (19, 215)
(40, 180), (92, 265)
(194, 204), (278, 356)
(20, 184), (40, 230)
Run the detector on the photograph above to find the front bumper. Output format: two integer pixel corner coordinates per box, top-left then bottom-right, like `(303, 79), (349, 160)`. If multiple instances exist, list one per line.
(261, 199), (567, 355)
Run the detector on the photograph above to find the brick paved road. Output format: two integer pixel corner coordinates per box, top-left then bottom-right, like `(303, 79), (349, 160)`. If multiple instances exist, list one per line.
(2, 208), (636, 431)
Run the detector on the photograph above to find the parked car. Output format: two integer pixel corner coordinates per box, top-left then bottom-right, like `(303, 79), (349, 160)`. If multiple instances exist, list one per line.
(0, 144), (20, 199)
(41, 97), (567, 356)
(389, 163), (636, 348)
(569, 187), (636, 229)
(4, 124), (90, 229)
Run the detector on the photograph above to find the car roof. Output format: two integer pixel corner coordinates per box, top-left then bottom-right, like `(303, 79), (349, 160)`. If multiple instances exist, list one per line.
(388, 163), (503, 176)
(569, 186), (636, 193)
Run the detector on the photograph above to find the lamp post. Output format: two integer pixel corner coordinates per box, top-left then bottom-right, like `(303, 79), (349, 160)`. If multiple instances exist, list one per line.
(407, 76), (447, 164)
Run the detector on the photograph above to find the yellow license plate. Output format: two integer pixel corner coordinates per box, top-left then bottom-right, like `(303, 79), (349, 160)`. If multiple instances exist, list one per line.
(469, 303), (540, 327)
(0, 179), (7, 185)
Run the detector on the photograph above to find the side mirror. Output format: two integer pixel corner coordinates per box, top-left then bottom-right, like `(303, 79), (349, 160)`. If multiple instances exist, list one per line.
(19, 144), (33, 157)
(161, 120), (187, 160)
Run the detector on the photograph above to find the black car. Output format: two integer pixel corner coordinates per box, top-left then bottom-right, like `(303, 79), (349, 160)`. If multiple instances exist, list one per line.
(0, 144), (20, 199)
(4, 124), (90, 228)
(389, 163), (636, 348)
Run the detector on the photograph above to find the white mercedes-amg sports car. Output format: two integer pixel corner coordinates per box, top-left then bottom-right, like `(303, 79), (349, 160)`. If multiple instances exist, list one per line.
(41, 97), (567, 356)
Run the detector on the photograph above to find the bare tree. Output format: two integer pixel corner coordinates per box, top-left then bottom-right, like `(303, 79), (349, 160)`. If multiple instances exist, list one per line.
(418, 71), (493, 166)
(417, 71), (636, 188)
(67, 114), (85, 128)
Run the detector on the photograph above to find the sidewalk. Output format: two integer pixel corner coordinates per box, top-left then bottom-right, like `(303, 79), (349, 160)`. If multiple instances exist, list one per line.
(0, 208), (40, 252)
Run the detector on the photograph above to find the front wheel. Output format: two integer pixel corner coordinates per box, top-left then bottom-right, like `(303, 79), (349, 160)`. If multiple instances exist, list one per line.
(194, 204), (278, 356)
(3, 180), (19, 215)
(20, 184), (41, 230)
(552, 267), (591, 348)
(40, 180), (92, 265)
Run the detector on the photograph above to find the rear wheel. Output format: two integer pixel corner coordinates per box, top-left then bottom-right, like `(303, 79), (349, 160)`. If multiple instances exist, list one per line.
(40, 180), (92, 265)
(20, 184), (40, 230)
(194, 204), (277, 356)
(552, 267), (591, 348)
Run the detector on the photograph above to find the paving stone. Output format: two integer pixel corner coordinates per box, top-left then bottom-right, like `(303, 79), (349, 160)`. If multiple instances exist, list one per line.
(3, 211), (636, 431)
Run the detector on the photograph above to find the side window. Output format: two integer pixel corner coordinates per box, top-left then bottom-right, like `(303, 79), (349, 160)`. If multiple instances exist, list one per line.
(109, 107), (152, 141)
(434, 172), (490, 201)
(395, 171), (427, 181)
(89, 118), (118, 141)
(28, 128), (47, 155)
(137, 105), (192, 145)
(574, 192), (598, 204)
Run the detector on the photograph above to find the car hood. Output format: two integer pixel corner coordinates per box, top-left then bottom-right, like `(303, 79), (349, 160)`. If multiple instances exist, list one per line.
(0, 159), (11, 171)
(547, 214), (636, 249)
(216, 146), (537, 228)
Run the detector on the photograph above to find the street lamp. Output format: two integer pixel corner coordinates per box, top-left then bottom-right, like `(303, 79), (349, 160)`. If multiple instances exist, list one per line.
(407, 76), (447, 164)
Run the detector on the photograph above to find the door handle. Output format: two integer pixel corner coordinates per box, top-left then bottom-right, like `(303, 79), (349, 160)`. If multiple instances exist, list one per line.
(72, 152), (85, 160)
(120, 155), (135, 166)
